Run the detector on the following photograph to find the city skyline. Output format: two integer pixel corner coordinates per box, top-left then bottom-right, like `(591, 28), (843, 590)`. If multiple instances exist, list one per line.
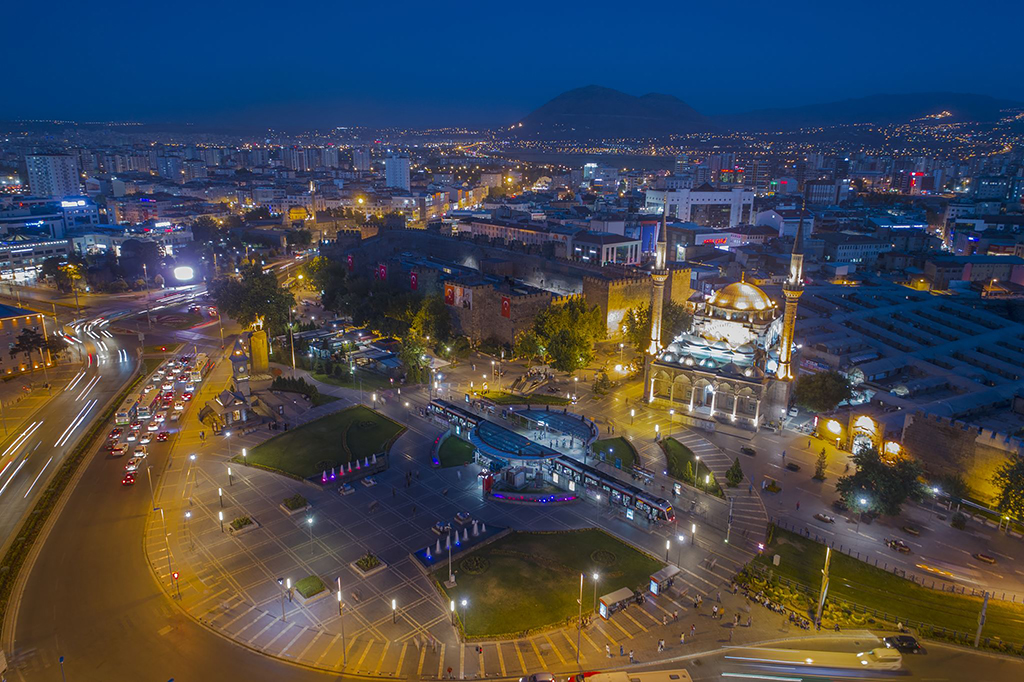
(6, 0), (1024, 129)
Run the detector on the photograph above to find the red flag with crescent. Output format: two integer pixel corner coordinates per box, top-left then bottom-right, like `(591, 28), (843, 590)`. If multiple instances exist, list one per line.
(346, 254), (353, 271)
(501, 296), (511, 318)
(410, 272), (418, 291)
(444, 283), (455, 305)
(378, 263), (387, 280)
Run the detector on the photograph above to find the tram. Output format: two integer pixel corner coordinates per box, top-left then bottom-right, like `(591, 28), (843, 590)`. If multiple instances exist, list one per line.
(550, 456), (675, 523)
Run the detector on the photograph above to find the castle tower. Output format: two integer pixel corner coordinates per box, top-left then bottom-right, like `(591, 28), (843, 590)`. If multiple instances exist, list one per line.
(643, 209), (670, 402)
(776, 209), (805, 381)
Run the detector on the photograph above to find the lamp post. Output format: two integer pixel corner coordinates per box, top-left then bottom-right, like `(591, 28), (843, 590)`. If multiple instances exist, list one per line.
(241, 447), (246, 466)
(576, 573), (583, 663)
(677, 534), (684, 565)
(307, 515), (314, 556)
(669, 409), (675, 437)
(630, 408), (635, 424)
(692, 523), (697, 549)
(450, 599), (456, 625)
(225, 431), (232, 460)
(277, 578), (287, 621)
(461, 598), (468, 630)
(619, 343), (624, 365)
(392, 598), (397, 624)
(337, 577), (347, 664)
(665, 539), (670, 562)
(592, 573), (599, 614)
(227, 466), (233, 486)
(219, 510), (224, 532)
(695, 455), (702, 491)
(288, 307), (296, 374)
(856, 497), (868, 532)
(185, 510), (193, 550)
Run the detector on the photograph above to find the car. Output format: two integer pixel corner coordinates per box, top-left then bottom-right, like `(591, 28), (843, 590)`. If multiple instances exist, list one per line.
(156, 432), (169, 442)
(902, 525), (920, 537)
(785, 462), (801, 471)
(883, 635), (923, 653)
(108, 428), (122, 439)
(121, 473), (136, 486)
(973, 553), (997, 564)
(886, 538), (911, 554)
(740, 446), (756, 456)
(520, 674), (555, 682)
(111, 445), (127, 457)
(164, 390), (175, 399)
(144, 384), (155, 393)
(185, 382), (195, 392)
(140, 433), (152, 444)
(130, 420), (142, 430)
(125, 458), (142, 472)
(832, 498), (849, 512)
(133, 446), (148, 458)
(182, 392), (193, 401)
(155, 412), (165, 422)
(162, 382), (174, 390)
(813, 513), (836, 524)
(173, 400), (184, 411)
(126, 430), (138, 442)
(170, 412), (180, 422)
(339, 483), (355, 495)
(147, 421), (159, 431)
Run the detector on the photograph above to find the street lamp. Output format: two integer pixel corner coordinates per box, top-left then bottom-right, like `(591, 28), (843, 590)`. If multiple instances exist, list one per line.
(450, 599), (456, 625)
(692, 523), (697, 549)
(695, 455), (702, 491)
(185, 510), (193, 549)
(630, 408), (635, 424)
(225, 431), (233, 459)
(218, 487), (223, 507)
(677, 534), (684, 565)
(461, 598), (468, 630)
(576, 573), (583, 663)
(219, 510), (224, 532)
(307, 516), (314, 555)
(392, 598), (397, 623)
(242, 447), (246, 465)
(665, 539), (670, 562)
(592, 573), (599, 614)
(619, 343), (624, 364)
(856, 497), (868, 532)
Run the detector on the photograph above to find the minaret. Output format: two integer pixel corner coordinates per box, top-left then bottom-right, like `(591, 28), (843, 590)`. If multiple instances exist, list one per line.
(776, 204), (805, 381)
(643, 208), (670, 402)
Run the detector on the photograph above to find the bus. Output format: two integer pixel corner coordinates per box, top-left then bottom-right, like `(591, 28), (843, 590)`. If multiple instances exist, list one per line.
(190, 353), (212, 383)
(725, 646), (902, 672)
(138, 400), (152, 420)
(115, 399), (139, 426)
(570, 671), (693, 682)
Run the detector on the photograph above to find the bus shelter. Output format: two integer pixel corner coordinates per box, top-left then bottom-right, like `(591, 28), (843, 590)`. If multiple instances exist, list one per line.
(649, 565), (680, 595)
(598, 587), (635, 620)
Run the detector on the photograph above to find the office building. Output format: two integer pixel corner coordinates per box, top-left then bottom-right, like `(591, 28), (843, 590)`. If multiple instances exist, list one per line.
(352, 148), (371, 172)
(385, 154), (411, 191)
(25, 154), (80, 198)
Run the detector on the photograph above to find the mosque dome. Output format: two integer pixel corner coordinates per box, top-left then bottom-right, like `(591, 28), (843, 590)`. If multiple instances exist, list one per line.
(709, 282), (775, 312)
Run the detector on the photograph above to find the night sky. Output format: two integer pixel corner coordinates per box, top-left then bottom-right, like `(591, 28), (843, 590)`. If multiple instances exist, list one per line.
(7, 0), (1022, 129)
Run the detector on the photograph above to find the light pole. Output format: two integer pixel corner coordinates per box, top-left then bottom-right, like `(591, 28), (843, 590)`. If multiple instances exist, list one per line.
(450, 599), (456, 625)
(225, 431), (233, 460)
(242, 448), (247, 466)
(219, 510), (224, 532)
(619, 343), (624, 365)
(665, 539), (670, 562)
(691, 523), (697, 549)
(185, 510), (193, 550)
(218, 487), (223, 508)
(576, 573), (583, 663)
(669, 409), (675, 437)
(592, 573), (599, 614)
(695, 455), (702, 491)
(677, 534), (684, 565)
(227, 466), (233, 486)
(59, 655), (66, 682)
(573, 375), (578, 401)
(461, 598), (468, 631)
(337, 576), (347, 664)
(277, 578), (287, 621)
(856, 497), (868, 532)
(288, 307), (296, 374)
(142, 262), (152, 329)
(392, 598), (397, 624)
(630, 408), (635, 424)
(307, 515), (314, 556)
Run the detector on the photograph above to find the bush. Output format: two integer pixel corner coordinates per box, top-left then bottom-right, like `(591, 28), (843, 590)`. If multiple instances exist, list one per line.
(282, 494), (308, 511)
(231, 516), (253, 530)
(726, 458), (744, 487)
(355, 553), (381, 571)
(951, 511), (968, 530)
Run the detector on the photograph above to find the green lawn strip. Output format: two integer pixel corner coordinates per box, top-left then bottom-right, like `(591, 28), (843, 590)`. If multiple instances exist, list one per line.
(482, 390), (569, 406)
(294, 575), (326, 599)
(143, 357), (164, 374)
(433, 529), (663, 638)
(310, 370), (400, 391)
(238, 405), (405, 479)
(0, 367), (147, 628)
(749, 527), (1024, 644)
(661, 437), (724, 497)
(438, 436), (476, 468)
(591, 437), (637, 470)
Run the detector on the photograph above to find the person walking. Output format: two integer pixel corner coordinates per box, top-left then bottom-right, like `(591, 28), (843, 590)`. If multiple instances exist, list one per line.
(672, 609), (678, 622)
(747, 615), (752, 627)
(662, 615), (668, 626)
(619, 644), (624, 657)
(690, 624), (696, 637)
(796, 500), (800, 510)
(628, 649), (635, 664)
(679, 631), (685, 645)
(657, 639), (665, 652)
(606, 644), (612, 658)
(729, 628), (733, 643)
(716, 591), (721, 603)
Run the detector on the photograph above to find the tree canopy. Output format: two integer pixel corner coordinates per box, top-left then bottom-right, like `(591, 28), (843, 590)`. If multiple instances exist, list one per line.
(835, 446), (922, 517)
(793, 371), (852, 413)
(622, 300), (691, 353)
(531, 297), (605, 372)
(209, 264), (294, 335)
(994, 457), (1024, 520)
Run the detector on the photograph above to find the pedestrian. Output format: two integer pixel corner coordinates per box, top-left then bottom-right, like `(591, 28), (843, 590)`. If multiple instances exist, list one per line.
(679, 632), (685, 645)
(619, 644), (624, 657)
(734, 613), (740, 626)
(392, 487), (396, 498)
(796, 501), (800, 510)
(717, 591), (721, 603)
(746, 615), (752, 627)
(457, 470), (462, 480)
(662, 615), (668, 626)
(673, 610), (678, 622)
(447, 667), (453, 679)
(657, 639), (664, 652)
(606, 644), (611, 658)
(411, 505), (417, 517)
(628, 649), (634, 664)
(808, 439), (811, 448)
(782, 450), (786, 461)
(748, 483), (752, 494)
(690, 624), (696, 637)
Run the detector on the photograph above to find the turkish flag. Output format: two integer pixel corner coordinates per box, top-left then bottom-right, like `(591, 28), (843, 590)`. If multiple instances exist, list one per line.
(346, 254), (354, 271)
(378, 263), (387, 280)
(444, 283), (455, 306)
(501, 296), (511, 318)
(410, 272), (418, 291)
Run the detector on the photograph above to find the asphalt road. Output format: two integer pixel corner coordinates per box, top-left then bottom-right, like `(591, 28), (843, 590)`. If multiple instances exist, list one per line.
(0, 321), (139, 550)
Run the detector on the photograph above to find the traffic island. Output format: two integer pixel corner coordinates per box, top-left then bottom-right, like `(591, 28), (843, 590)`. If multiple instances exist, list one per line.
(591, 437), (638, 471)
(431, 528), (663, 638)
(237, 405), (405, 481)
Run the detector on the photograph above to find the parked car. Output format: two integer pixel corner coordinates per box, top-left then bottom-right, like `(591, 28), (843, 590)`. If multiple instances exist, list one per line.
(785, 462), (801, 472)
(521, 674), (555, 682)
(740, 446), (756, 456)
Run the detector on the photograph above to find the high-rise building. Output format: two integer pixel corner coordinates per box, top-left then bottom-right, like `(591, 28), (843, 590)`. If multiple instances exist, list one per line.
(25, 154), (80, 198)
(352, 148), (371, 172)
(673, 154), (689, 175)
(385, 153), (411, 191)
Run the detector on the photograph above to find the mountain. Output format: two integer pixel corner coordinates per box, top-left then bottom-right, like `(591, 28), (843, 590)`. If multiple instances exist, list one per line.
(507, 87), (1022, 139)
(721, 92), (1022, 131)
(508, 85), (716, 139)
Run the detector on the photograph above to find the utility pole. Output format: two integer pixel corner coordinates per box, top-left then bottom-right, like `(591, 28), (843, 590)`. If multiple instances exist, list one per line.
(975, 591), (989, 648)
(576, 572), (583, 663)
(726, 497), (734, 544)
(815, 546), (831, 628)
(288, 307), (296, 375)
(143, 263), (152, 329)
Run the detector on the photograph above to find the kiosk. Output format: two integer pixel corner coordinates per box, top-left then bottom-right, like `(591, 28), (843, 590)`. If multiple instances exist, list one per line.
(649, 565), (680, 595)
(598, 587), (635, 620)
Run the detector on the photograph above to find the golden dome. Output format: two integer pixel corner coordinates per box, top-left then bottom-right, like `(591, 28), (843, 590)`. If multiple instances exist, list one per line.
(709, 282), (774, 312)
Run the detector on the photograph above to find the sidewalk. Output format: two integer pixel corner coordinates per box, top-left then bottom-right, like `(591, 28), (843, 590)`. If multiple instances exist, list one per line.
(0, 362), (81, 440)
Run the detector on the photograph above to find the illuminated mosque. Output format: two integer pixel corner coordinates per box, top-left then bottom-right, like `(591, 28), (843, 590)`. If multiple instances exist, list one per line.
(643, 213), (804, 429)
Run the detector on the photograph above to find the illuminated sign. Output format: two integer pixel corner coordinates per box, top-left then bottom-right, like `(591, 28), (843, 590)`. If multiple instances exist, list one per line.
(61, 199), (86, 208)
(173, 266), (194, 281)
(154, 221), (171, 228)
(702, 237), (728, 245)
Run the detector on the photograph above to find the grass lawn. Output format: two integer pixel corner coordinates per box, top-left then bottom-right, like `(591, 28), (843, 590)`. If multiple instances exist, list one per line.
(239, 405), (405, 479)
(438, 436), (476, 467)
(295, 575), (326, 599)
(434, 529), (663, 637)
(591, 437), (638, 470)
(752, 527), (1024, 645)
(143, 358), (164, 375)
(480, 391), (569, 406)
(311, 369), (401, 391)
(662, 438), (723, 497)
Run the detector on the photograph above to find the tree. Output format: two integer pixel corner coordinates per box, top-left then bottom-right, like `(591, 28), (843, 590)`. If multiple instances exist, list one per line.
(398, 334), (428, 383)
(514, 330), (543, 365)
(622, 301), (692, 353)
(410, 295), (451, 344)
(726, 458), (744, 487)
(993, 457), (1024, 521)
(209, 264), (294, 335)
(835, 446), (923, 517)
(531, 297), (604, 373)
(814, 449), (828, 480)
(793, 371), (852, 413)
(190, 215), (221, 243)
(9, 328), (47, 367)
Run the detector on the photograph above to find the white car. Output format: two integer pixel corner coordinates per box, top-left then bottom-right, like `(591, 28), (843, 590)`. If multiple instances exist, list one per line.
(184, 382), (195, 392)
(133, 446), (148, 458)
(154, 412), (165, 422)
(162, 382), (174, 391)
(173, 401), (184, 411)
(145, 384), (155, 392)
(147, 421), (159, 431)
(126, 430), (138, 442)
(125, 457), (142, 472)
(140, 433), (152, 444)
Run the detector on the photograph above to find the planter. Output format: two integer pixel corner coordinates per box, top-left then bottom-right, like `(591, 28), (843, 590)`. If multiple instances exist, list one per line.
(350, 555), (388, 578)
(279, 503), (310, 516)
(229, 517), (260, 536)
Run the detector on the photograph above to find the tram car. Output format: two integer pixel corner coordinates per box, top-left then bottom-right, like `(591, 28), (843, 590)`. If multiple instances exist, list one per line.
(550, 456), (675, 523)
